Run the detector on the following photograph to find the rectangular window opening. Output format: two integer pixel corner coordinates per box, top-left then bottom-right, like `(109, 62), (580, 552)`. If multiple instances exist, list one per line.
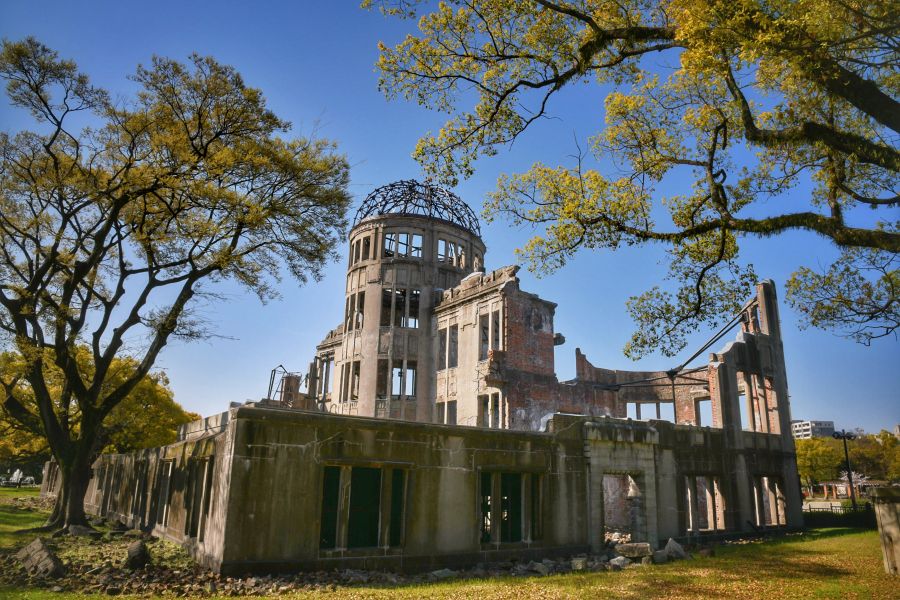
(480, 472), (492, 543)
(376, 359), (388, 397)
(384, 232), (396, 257)
(355, 291), (365, 330)
(345, 295), (354, 331)
(738, 387), (751, 431)
(351, 361), (360, 401)
(479, 395), (489, 427)
(362, 236), (371, 260)
(340, 363), (350, 404)
(602, 474), (633, 543)
(393, 288), (407, 328)
(380, 287), (393, 327)
(500, 473), (522, 543)
(410, 234), (422, 258)
(448, 324), (458, 368)
(319, 466), (340, 549)
(437, 239), (448, 263)
(392, 361), (403, 398)
(446, 400), (457, 425)
(389, 470), (406, 547)
(397, 232), (409, 256)
(491, 310), (501, 351)
(405, 361), (417, 397)
(438, 328), (447, 370)
(347, 467), (381, 549)
(407, 289), (420, 328)
(479, 313), (489, 361)
(436, 402), (446, 424)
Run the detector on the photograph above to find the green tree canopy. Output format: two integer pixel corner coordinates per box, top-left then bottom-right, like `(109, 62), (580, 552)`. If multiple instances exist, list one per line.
(1, 349), (198, 473)
(371, 0), (899, 357)
(795, 438), (843, 488)
(0, 38), (350, 530)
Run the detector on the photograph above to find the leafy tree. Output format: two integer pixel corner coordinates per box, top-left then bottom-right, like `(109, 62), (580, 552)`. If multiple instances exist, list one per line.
(371, 0), (899, 357)
(0, 38), (350, 530)
(849, 429), (898, 480)
(0, 350), (197, 484)
(888, 445), (900, 482)
(795, 438), (842, 492)
(0, 415), (48, 480)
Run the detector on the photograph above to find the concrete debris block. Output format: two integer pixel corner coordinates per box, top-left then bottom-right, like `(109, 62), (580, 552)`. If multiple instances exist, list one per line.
(698, 547), (715, 558)
(609, 556), (631, 568)
(122, 529), (143, 538)
(526, 561), (549, 575)
(570, 557), (587, 571)
(125, 540), (151, 570)
(652, 549), (669, 564)
(640, 556), (653, 565)
(665, 538), (688, 560)
(429, 568), (456, 580)
(14, 537), (66, 578)
(614, 542), (652, 558)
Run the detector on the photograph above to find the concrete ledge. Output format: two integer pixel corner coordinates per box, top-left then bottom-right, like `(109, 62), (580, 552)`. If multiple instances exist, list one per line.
(218, 544), (591, 576)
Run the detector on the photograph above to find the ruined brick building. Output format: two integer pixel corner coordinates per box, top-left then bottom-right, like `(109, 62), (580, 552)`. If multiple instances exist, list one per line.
(43, 180), (804, 574)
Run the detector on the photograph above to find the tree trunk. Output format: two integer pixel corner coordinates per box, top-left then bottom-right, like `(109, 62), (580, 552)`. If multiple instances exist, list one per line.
(45, 470), (67, 529)
(60, 446), (94, 529)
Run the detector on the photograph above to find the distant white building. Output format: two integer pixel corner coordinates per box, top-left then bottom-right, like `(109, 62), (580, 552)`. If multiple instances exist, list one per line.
(791, 420), (835, 439)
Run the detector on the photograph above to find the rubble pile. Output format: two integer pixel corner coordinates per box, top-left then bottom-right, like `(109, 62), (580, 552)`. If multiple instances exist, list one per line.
(1, 529), (706, 596)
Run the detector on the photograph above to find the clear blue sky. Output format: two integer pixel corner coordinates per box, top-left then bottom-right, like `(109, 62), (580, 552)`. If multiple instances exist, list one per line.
(2, 1), (897, 433)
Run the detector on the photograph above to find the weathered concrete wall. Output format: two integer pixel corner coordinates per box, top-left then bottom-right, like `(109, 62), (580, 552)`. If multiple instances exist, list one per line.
(218, 406), (588, 573)
(52, 404), (804, 575)
(55, 430), (231, 571)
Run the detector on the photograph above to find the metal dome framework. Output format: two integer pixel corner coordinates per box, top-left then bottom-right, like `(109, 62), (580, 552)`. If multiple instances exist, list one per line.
(352, 180), (482, 237)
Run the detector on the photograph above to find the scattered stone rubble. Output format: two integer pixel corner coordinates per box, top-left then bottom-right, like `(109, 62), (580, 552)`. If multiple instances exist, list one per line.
(3, 532), (709, 596)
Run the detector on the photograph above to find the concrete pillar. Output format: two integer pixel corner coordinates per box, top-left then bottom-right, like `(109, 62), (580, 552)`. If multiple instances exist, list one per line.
(336, 466), (352, 550)
(704, 479), (717, 531)
(757, 281), (804, 528)
(523, 473), (533, 543)
(588, 463), (604, 553)
(490, 473), (501, 545)
(686, 476), (700, 533)
(627, 475), (646, 542)
(714, 478), (726, 530)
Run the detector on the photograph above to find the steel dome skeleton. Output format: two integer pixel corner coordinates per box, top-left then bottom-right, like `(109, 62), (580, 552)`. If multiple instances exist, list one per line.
(352, 180), (482, 236)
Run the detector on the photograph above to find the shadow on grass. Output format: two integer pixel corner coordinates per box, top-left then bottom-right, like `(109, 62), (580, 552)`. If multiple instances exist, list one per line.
(345, 529), (867, 598)
(0, 505), (49, 550)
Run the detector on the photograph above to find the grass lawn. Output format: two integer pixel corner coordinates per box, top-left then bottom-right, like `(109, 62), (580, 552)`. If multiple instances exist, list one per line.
(0, 492), (894, 599)
(0, 487), (44, 550)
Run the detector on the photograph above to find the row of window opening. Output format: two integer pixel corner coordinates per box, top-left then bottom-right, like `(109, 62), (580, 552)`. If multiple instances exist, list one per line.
(318, 466), (541, 551)
(348, 231), (481, 270)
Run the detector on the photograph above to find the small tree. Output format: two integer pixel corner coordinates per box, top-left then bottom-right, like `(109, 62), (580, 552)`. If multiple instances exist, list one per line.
(0, 349), (197, 500)
(0, 39), (350, 530)
(371, 0), (898, 356)
(795, 438), (843, 495)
